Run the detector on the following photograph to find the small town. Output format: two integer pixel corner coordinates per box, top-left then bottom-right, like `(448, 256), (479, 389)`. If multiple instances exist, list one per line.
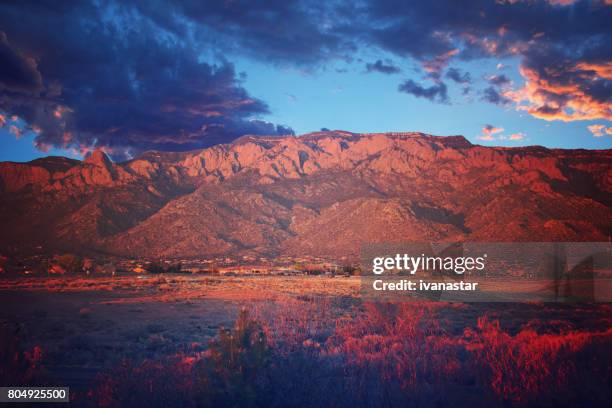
(0, 250), (361, 277)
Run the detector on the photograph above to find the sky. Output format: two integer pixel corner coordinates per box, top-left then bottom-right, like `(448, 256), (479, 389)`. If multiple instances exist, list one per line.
(0, 0), (611, 162)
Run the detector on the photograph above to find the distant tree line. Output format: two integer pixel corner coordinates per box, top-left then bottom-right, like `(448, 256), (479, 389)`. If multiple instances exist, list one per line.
(145, 261), (182, 274)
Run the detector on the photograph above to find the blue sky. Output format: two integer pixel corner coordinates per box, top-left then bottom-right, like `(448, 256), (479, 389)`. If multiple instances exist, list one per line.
(2, 54), (608, 163)
(1, 0), (610, 162)
(235, 55), (612, 149)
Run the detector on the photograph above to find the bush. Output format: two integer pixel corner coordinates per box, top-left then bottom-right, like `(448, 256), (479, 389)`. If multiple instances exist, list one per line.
(92, 357), (194, 408)
(86, 302), (612, 408)
(194, 308), (269, 407)
(329, 302), (464, 405)
(465, 316), (612, 406)
(146, 262), (182, 274)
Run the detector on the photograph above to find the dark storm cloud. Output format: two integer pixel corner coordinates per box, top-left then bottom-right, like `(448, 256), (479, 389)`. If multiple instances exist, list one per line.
(0, 0), (294, 159)
(128, 0), (612, 114)
(0, 0), (610, 158)
(398, 80), (449, 103)
(0, 32), (43, 93)
(132, 0), (357, 67)
(146, 0), (611, 119)
(365, 59), (401, 74)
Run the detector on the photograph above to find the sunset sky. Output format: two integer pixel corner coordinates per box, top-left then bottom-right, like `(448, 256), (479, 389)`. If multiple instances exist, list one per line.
(1, 0), (610, 162)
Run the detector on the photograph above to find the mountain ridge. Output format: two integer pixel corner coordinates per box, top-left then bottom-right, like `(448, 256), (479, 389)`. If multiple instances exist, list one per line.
(0, 131), (610, 258)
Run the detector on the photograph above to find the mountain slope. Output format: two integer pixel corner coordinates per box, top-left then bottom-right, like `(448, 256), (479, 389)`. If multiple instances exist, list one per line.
(0, 131), (610, 258)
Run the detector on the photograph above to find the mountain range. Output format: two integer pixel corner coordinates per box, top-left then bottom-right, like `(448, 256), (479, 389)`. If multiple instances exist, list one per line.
(0, 131), (610, 259)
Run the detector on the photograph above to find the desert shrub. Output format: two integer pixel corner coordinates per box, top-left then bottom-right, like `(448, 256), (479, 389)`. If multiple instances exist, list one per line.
(254, 297), (336, 355)
(0, 322), (48, 386)
(86, 302), (612, 408)
(193, 308), (270, 407)
(251, 298), (354, 407)
(92, 356), (195, 408)
(464, 315), (612, 406)
(328, 302), (465, 406)
(565, 328), (612, 406)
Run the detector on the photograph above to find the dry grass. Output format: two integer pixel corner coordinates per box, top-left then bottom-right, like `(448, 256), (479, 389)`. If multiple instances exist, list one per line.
(1, 275), (610, 407)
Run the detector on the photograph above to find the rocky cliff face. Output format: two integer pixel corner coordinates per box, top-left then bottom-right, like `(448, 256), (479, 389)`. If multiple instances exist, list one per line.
(0, 131), (610, 258)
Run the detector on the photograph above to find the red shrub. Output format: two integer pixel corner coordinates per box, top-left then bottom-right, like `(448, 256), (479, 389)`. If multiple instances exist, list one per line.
(330, 302), (462, 390)
(91, 356), (195, 408)
(465, 315), (611, 405)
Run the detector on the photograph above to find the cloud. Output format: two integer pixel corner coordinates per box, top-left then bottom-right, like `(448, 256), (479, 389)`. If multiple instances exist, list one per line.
(486, 74), (511, 86)
(0, 1), (294, 159)
(9, 124), (23, 139)
(496, 0), (578, 5)
(481, 74), (513, 105)
(587, 124), (612, 137)
(134, 0), (356, 67)
(507, 132), (525, 140)
(1, 0), (610, 155)
(505, 61), (612, 122)
(478, 124), (504, 141)
(365, 59), (401, 74)
(0, 32), (42, 93)
(422, 49), (459, 80)
(363, 0), (612, 120)
(398, 80), (449, 103)
(482, 86), (512, 105)
(546, 0), (578, 6)
(478, 125), (527, 142)
(145, 0), (611, 122)
(446, 68), (471, 84)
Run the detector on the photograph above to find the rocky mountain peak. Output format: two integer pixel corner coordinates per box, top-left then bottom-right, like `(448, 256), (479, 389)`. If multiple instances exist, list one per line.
(84, 149), (112, 167)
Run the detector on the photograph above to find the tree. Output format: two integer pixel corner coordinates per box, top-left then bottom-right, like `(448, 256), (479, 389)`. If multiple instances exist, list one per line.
(55, 254), (83, 274)
(145, 262), (164, 274)
(166, 262), (182, 273)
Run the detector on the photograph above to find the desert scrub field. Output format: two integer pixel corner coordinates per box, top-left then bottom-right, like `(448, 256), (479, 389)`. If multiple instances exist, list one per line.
(0, 276), (610, 407)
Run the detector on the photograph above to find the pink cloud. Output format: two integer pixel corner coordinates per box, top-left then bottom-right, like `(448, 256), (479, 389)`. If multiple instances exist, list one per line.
(9, 125), (23, 139)
(506, 64), (612, 122)
(422, 49), (459, 77)
(478, 125), (528, 142)
(478, 124), (504, 141)
(508, 132), (525, 141)
(587, 124), (611, 137)
(547, 0), (578, 6)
